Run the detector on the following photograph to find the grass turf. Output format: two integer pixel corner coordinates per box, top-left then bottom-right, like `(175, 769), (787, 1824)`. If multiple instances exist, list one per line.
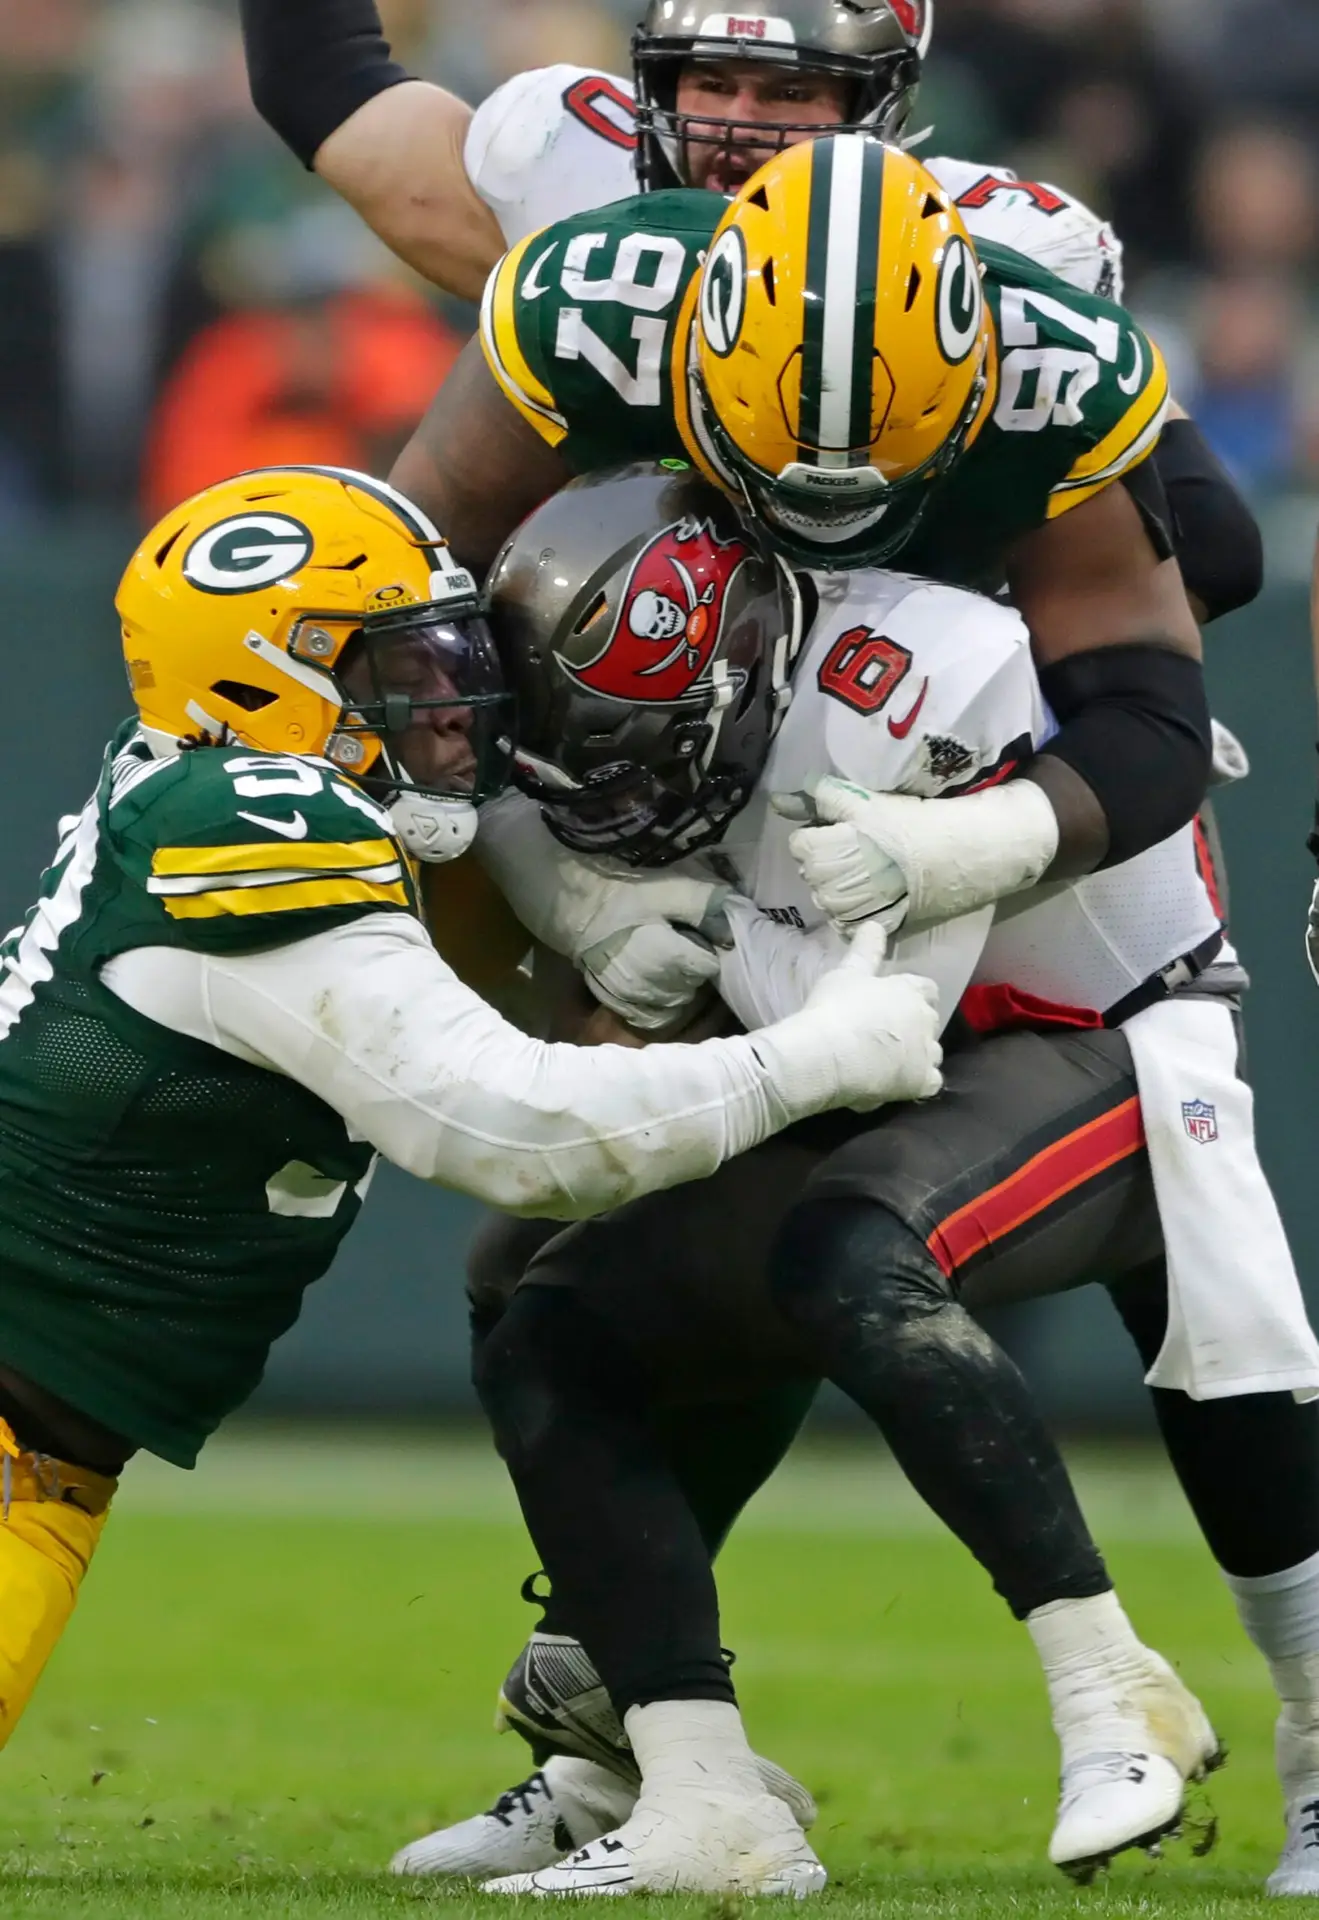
(0, 1428), (1293, 1917)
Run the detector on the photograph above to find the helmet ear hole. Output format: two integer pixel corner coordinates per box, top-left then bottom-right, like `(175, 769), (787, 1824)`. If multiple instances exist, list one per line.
(573, 591), (611, 636)
(210, 679), (278, 712)
(905, 265), (922, 311)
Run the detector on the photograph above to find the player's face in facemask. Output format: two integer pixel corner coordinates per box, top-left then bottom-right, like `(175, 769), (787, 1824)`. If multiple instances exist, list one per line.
(338, 627), (480, 795)
(674, 58), (851, 195)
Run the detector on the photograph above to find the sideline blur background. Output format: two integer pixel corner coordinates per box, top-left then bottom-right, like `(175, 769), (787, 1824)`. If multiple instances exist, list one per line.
(0, 0), (1317, 1427)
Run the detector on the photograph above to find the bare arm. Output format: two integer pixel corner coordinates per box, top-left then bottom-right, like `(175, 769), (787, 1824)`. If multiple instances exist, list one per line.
(241, 0), (505, 302)
(315, 83), (505, 302)
(390, 336), (572, 572)
(1007, 476), (1206, 875)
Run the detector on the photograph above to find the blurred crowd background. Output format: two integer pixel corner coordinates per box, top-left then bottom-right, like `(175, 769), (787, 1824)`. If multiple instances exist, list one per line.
(2, 0), (1319, 541)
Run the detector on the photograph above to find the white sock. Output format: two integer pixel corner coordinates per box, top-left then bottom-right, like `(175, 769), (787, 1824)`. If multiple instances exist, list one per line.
(623, 1699), (765, 1803)
(1225, 1552), (1319, 1795)
(1026, 1592), (1158, 1760)
(1225, 1550), (1319, 1663)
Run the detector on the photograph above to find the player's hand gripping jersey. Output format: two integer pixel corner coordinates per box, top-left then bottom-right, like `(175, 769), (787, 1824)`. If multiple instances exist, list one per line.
(481, 185), (1165, 586)
(465, 65), (1124, 299)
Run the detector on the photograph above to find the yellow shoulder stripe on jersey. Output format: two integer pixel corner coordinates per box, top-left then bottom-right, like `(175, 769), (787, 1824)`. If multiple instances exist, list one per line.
(1046, 334), (1170, 519)
(162, 874), (410, 920)
(151, 838), (397, 879)
(479, 231), (568, 448)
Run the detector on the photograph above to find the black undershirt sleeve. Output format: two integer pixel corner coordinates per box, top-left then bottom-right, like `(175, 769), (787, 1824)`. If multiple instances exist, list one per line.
(1036, 642), (1213, 869)
(241, 0), (411, 169)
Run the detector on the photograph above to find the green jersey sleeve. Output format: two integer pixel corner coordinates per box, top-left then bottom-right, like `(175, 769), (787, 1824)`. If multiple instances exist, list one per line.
(478, 189), (720, 472)
(101, 742), (419, 957)
(979, 240), (1170, 515)
(901, 243), (1171, 589)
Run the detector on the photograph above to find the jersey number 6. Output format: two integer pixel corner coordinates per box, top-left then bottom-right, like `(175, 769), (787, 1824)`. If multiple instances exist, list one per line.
(817, 627), (913, 716)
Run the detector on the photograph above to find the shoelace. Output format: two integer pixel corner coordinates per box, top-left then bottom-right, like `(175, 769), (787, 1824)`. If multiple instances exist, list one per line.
(489, 1771), (552, 1829)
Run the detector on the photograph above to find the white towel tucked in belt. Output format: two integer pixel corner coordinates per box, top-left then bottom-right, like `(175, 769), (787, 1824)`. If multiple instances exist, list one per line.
(1124, 994), (1319, 1401)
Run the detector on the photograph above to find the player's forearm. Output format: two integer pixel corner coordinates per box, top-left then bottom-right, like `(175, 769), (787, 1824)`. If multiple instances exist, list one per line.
(241, 0), (501, 300)
(1010, 479), (1211, 875)
(196, 917), (802, 1221)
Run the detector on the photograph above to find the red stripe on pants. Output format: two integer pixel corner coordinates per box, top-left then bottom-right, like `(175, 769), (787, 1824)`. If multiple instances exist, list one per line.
(927, 1096), (1146, 1279)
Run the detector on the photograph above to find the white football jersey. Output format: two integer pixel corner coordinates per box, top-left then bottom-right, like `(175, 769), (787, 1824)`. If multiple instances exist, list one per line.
(715, 570), (1046, 928)
(464, 65), (1124, 298)
(703, 572), (1225, 1030)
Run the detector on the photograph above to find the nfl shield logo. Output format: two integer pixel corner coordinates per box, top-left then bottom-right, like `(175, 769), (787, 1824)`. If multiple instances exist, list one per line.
(1182, 1099), (1218, 1144)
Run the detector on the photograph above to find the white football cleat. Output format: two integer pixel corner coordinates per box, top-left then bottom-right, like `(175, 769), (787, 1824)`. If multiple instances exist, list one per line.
(1048, 1652), (1222, 1882)
(482, 1786), (827, 1898)
(390, 1756), (636, 1878)
(1267, 1795), (1319, 1895)
(495, 1632), (818, 1828)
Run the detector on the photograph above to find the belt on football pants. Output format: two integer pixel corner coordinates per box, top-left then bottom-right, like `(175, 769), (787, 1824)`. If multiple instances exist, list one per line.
(1102, 929), (1226, 1030)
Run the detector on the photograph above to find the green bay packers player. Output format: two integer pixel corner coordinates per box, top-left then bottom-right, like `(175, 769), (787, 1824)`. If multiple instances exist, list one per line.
(392, 137), (1215, 943)
(0, 464), (947, 1756)
(240, 0), (1259, 631)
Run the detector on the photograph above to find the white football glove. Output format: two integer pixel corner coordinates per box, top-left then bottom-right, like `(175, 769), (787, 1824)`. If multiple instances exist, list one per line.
(475, 792), (728, 978)
(580, 919), (724, 1031)
(1306, 879), (1319, 990)
(1209, 718), (1250, 788)
(753, 922), (943, 1116)
(774, 775), (1060, 933)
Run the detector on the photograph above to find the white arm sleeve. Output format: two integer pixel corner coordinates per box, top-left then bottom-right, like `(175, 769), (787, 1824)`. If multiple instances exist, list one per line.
(718, 896), (995, 1034)
(101, 914), (795, 1222)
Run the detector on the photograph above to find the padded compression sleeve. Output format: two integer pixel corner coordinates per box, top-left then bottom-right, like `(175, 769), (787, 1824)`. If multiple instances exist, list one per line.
(241, 0), (410, 168)
(1036, 643), (1212, 870)
(1153, 417), (1265, 622)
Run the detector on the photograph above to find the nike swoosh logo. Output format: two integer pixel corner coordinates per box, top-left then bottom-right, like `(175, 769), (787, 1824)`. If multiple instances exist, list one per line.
(521, 242), (556, 301)
(887, 677), (930, 740)
(236, 810), (309, 840)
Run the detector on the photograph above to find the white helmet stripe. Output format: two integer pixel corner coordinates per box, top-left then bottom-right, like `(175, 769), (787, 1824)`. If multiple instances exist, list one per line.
(816, 134), (867, 456)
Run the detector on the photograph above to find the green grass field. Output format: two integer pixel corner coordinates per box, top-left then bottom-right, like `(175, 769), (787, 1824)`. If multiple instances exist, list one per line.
(0, 1428), (1298, 1917)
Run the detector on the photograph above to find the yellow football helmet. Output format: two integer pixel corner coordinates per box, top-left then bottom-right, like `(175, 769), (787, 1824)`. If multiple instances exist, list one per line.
(688, 133), (994, 566)
(115, 466), (513, 860)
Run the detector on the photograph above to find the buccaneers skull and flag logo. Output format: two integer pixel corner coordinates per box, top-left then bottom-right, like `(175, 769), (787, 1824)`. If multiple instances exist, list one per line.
(556, 516), (753, 704)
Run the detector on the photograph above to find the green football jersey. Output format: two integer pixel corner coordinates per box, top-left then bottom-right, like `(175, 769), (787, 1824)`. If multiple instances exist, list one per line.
(0, 723), (419, 1467)
(480, 194), (1169, 586)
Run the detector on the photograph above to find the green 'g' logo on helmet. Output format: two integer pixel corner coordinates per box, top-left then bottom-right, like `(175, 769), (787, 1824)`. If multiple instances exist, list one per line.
(699, 227), (748, 360)
(183, 514), (315, 595)
(935, 237), (983, 367)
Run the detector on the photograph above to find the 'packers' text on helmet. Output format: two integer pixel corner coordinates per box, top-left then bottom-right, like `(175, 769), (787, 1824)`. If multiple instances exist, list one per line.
(487, 463), (802, 867)
(686, 134), (994, 568)
(115, 466), (513, 862)
(633, 0), (931, 192)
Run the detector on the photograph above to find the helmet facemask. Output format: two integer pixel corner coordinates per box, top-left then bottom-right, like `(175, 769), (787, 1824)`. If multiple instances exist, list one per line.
(692, 347), (990, 569)
(515, 645), (793, 868)
(632, 19), (924, 194)
(302, 602), (515, 861)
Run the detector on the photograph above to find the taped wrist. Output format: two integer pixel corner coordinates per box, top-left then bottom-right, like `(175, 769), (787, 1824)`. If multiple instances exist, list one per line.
(1153, 417), (1265, 622)
(241, 0), (410, 167)
(1037, 643), (1212, 869)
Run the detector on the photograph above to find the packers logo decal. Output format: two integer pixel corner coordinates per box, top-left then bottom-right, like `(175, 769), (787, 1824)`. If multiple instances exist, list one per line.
(557, 516), (752, 704)
(183, 513), (314, 595)
(699, 227), (747, 360)
(935, 236), (983, 366)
